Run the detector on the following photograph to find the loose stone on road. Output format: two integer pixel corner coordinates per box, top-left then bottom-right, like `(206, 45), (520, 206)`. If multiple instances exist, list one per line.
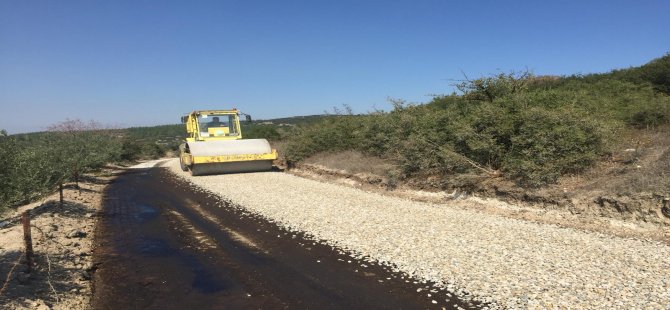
(166, 158), (670, 309)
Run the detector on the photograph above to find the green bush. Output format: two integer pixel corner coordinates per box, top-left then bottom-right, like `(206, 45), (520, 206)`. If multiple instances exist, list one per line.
(284, 116), (361, 163)
(0, 123), (123, 211)
(0, 137), (18, 211)
(282, 59), (670, 187)
(141, 142), (164, 159)
(118, 138), (142, 161)
(242, 124), (282, 140)
(0, 134), (69, 209)
(503, 108), (608, 186)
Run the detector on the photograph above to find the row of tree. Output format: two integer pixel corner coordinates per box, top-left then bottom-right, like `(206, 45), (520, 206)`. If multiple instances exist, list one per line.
(1, 120), (130, 212)
(0, 118), (289, 212)
(0, 119), (181, 213)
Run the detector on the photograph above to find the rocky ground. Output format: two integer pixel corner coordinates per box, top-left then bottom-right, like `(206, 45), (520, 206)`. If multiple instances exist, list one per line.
(291, 162), (670, 244)
(167, 158), (670, 309)
(291, 130), (670, 235)
(0, 174), (113, 310)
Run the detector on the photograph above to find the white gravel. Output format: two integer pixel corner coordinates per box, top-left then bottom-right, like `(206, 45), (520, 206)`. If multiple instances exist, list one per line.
(165, 159), (670, 309)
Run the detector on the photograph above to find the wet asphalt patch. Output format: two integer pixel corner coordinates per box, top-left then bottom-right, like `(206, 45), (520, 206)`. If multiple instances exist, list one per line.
(91, 167), (482, 309)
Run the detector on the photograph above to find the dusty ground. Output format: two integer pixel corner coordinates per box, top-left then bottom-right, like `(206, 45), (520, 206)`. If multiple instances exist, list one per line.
(0, 172), (116, 310)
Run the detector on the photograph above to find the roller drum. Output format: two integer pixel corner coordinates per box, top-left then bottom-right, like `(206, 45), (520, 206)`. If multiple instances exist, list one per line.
(188, 139), (273, 157)
(190, 161), (273, 176)
(187, 139), (274, 175)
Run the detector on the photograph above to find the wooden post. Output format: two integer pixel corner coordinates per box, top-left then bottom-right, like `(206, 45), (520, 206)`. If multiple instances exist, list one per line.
(21, 211), (34, 273)
(74, 168), (80, 190)
(59, 183), (64, 207)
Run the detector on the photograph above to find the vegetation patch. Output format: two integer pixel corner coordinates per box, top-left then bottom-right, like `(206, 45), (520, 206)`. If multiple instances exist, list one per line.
(0, 117), (291, 213)
(283, 54), (670, 188)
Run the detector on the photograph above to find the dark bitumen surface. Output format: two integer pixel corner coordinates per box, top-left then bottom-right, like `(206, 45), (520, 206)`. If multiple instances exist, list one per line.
(91, 166), (481, 309)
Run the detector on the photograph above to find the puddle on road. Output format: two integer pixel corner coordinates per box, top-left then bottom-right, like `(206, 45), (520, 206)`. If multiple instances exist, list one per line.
(138, 238), (175, 256)
(186, 255), (227, 293)
(192, 272), (226, 293)
(133, 203), (159, 222)
(137, 237), (227, 294)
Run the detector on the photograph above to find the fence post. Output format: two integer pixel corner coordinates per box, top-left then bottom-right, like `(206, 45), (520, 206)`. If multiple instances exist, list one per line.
(59, 183), (64, 207)
(21, 211), (33, 273)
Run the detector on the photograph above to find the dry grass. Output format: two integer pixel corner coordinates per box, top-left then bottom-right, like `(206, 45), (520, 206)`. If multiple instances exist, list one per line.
(556, 126), (670, 197)
(602, 127), (670, 195)
(614, 148), (670, 195)
(303, 151), (396, 176)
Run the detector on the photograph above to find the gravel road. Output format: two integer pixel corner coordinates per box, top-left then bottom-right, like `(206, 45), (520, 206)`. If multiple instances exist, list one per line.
(166, 159), (670, 309)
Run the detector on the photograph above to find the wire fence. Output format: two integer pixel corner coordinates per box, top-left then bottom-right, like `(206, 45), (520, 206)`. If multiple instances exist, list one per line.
(0, 210), (73, 303)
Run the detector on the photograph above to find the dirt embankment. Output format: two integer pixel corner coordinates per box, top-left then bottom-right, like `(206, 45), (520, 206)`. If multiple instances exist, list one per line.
(0, 171), (118, 310)
(481, 128), (670, 227)
(289, 146), (670, 244)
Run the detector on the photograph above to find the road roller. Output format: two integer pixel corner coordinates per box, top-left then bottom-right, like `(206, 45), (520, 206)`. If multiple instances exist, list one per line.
(178, 109), (278, 176)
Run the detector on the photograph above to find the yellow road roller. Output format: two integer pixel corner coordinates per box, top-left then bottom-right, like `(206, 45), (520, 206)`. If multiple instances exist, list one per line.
(178, 109), (278, 176)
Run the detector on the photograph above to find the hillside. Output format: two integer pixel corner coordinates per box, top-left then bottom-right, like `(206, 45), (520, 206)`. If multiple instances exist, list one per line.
(282, 54), (670, 225)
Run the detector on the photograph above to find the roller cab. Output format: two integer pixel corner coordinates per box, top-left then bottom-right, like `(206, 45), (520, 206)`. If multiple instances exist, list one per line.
(179, 109), (278, 176)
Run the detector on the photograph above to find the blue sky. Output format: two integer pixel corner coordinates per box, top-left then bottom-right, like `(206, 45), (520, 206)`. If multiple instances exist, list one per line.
(1, 1), (668, 134)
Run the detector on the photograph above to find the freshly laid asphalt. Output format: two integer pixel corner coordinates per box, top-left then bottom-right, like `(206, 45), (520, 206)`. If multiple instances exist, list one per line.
(91, 167), (475, 309)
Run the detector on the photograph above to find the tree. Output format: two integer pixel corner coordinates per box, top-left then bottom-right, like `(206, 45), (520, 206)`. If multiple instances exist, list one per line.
(0, 136), (17, 210)
(455, 70), (533, 102)
(0, 129), (7, 137)
(0, 133), (65, 208)
(47, 119), (119, 188)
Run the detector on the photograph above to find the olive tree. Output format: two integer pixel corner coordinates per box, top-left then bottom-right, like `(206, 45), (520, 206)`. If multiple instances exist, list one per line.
(0, 136), (17, 211)
(48, 119), (120, 188)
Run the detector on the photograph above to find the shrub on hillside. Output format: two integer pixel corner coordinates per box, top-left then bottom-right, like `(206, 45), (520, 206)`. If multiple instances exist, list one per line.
(284, 70), (623, 187)
(638, 54), (670, 95)
(503, 108), (608, 185)
(284, 116), (361, 163)
(242, 124), (281, 140)
(455, 71), (532, 102)
(43, 54), (657, 190)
